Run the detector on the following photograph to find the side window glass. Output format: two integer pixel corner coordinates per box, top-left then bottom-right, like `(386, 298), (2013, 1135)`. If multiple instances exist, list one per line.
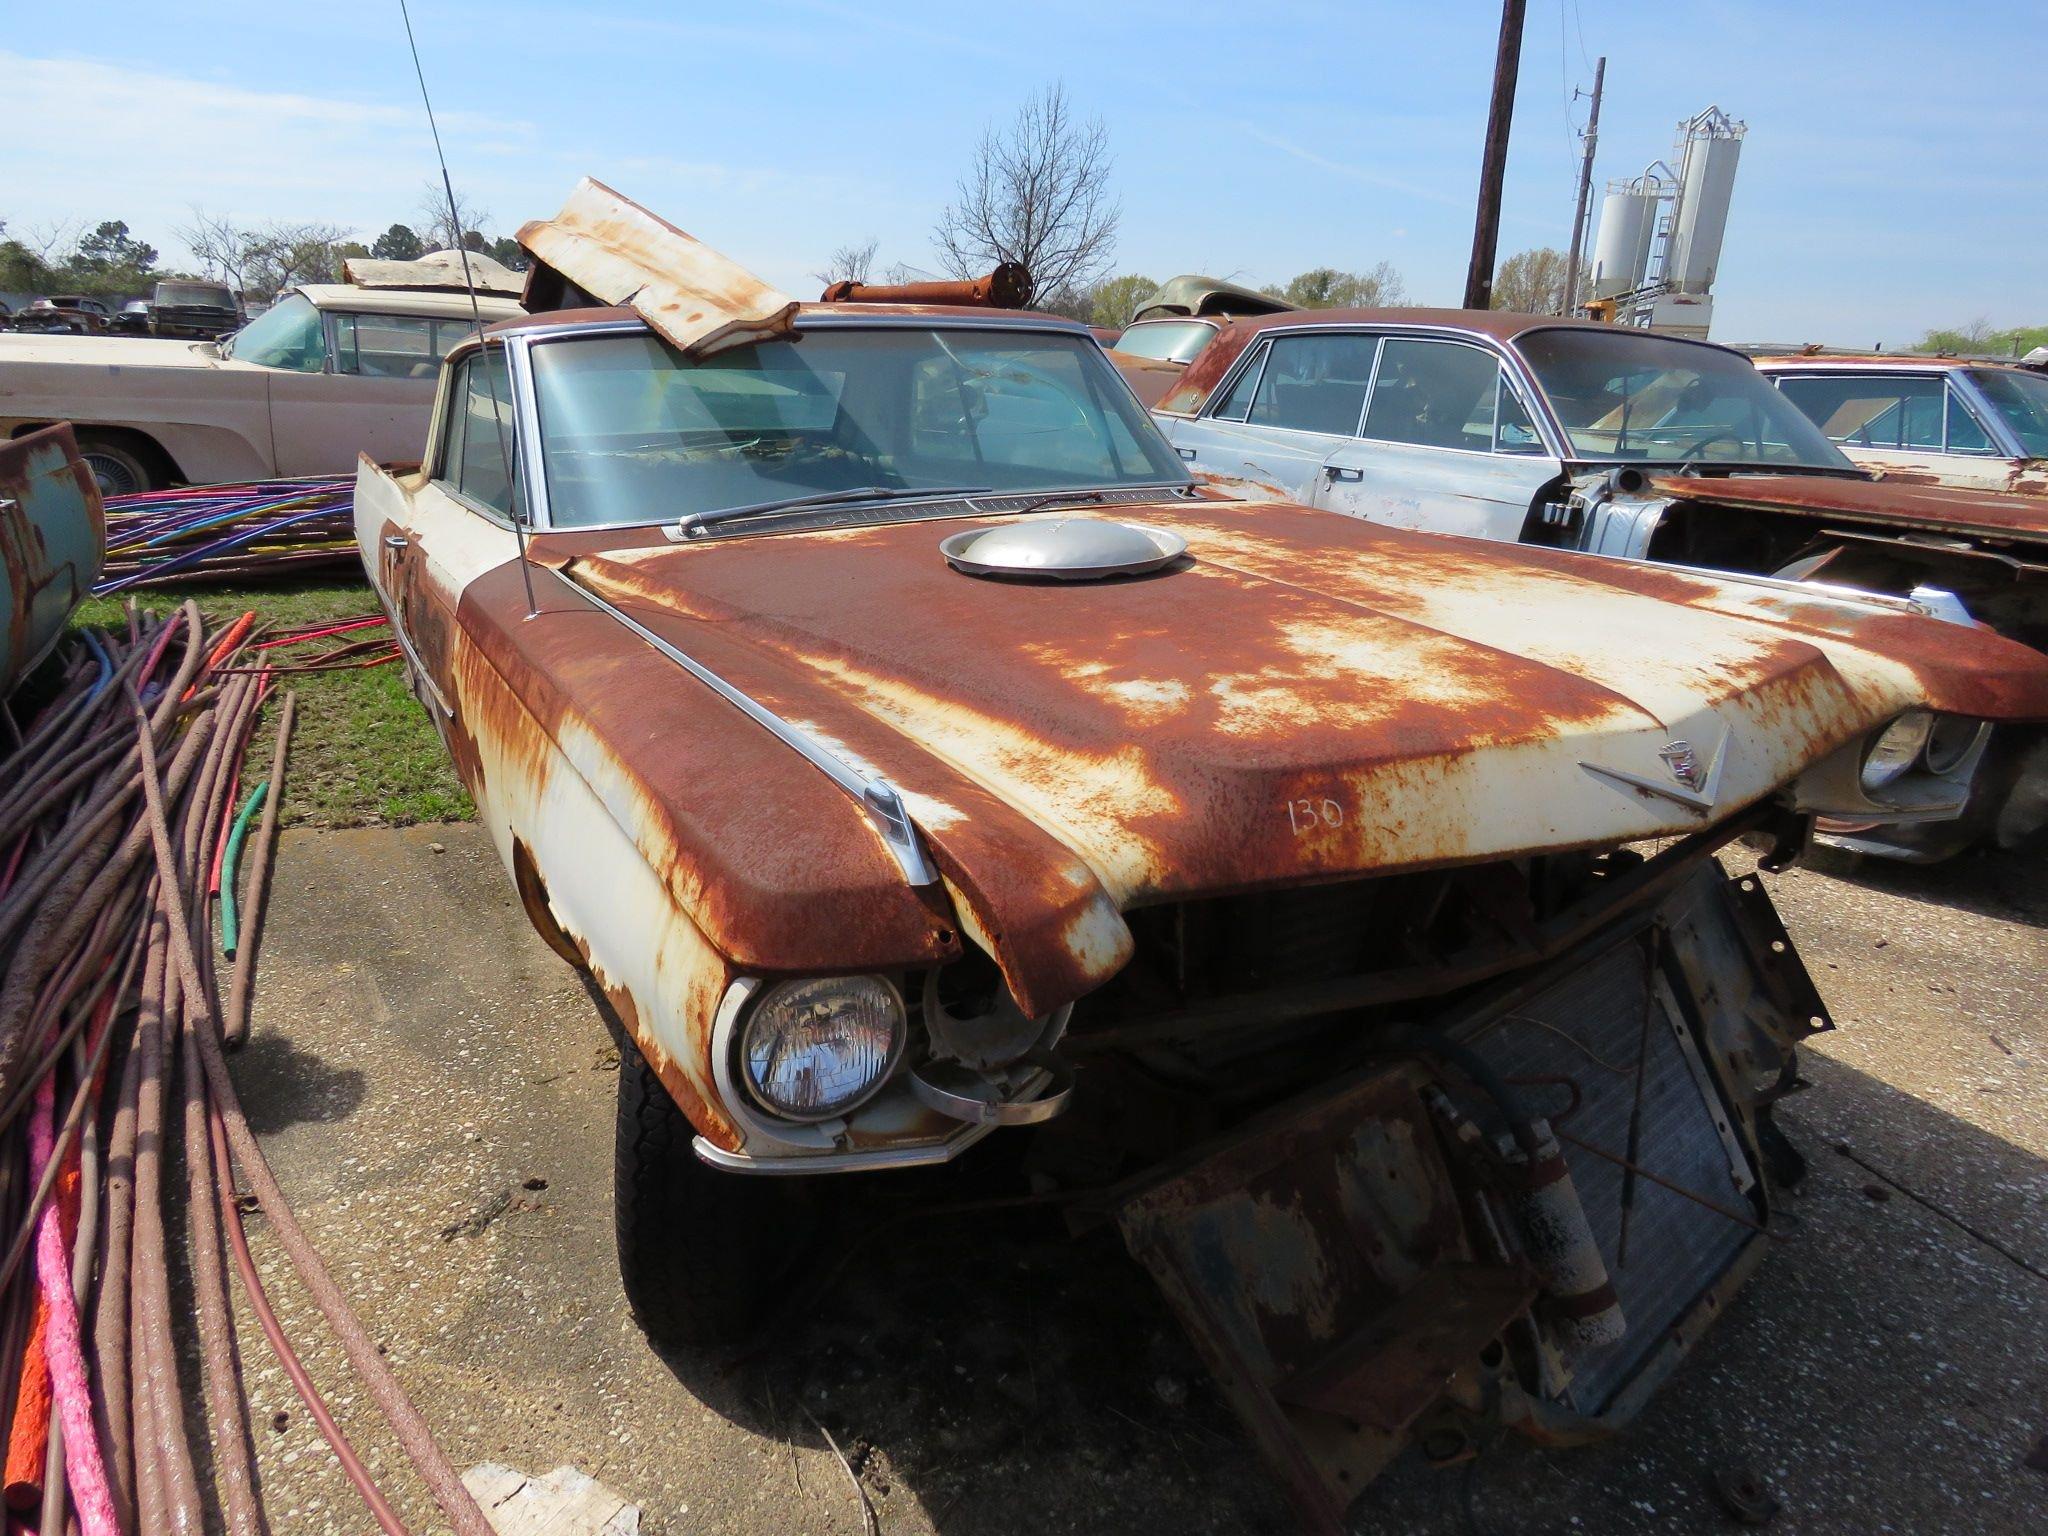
(1777, 375), (1943, 449)
(1247, 334), (1379, 435)
(1945, 388), (1993, 454)
(1494, 379), (1545, 454)
(449, 353), (519, 517)
(332, 313), (442, 379)
(1363, 339), (1501, 451)
(1209, 343), (1268, 422)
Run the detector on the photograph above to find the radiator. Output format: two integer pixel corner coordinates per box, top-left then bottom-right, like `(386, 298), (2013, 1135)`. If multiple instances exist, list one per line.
(1466, 930), (1757, 1412)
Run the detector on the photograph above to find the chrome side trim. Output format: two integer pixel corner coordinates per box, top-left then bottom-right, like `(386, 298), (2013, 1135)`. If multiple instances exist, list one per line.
(548, 565), (941, 887)
(692, 1122), (999, 1176)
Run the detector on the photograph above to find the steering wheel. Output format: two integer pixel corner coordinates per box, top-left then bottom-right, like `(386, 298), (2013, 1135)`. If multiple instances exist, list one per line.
(1676, 431), (1748, 464)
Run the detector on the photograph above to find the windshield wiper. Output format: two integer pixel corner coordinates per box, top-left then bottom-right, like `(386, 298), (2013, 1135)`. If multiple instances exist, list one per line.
(676, 484), (991, 538)
(1013, 489), (1107, 516)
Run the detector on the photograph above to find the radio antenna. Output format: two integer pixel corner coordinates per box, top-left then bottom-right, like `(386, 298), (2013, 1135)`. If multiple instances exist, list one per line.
(398, 0), (539, 619)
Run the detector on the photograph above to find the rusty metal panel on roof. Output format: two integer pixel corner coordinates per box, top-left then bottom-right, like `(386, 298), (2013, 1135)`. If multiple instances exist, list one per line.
(342, 248), (526, 296)
(516, 178), (797, 357)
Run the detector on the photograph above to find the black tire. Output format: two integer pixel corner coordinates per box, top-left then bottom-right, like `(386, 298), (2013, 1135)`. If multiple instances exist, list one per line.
(610, 1016), (816, 1349)
(74, 432), (162, 497)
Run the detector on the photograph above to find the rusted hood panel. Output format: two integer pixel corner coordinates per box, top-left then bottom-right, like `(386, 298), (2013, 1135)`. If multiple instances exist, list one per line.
(523, 501), (2048, 1015)
(1652, 473), (2048, 542)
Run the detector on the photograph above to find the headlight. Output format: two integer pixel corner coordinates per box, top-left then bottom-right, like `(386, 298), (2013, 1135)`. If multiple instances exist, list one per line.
(1860, 711), (1934, 792)
(741, 976), (905, 1121)
(1922, 715), (1983, 776)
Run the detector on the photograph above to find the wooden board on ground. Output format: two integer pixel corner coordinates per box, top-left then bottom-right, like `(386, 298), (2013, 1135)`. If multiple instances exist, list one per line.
(463, 1463), (640, 1536)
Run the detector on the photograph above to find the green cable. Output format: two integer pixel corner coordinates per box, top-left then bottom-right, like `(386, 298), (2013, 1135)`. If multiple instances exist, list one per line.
(221, 779), (269, 958)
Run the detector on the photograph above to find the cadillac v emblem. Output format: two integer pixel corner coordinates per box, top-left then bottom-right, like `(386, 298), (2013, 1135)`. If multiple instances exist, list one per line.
(1659, 740), (1706, 792)
(1581, 730), (1729, 815)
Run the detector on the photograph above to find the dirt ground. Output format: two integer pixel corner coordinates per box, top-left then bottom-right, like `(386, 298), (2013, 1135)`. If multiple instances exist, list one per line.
(216, 825), (2048, 1535)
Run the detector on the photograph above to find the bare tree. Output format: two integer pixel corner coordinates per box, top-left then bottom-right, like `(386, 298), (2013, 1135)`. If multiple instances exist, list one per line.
(933, 82), (1119, 301)
(813, 237), (879, 290)
(416, 182), (491, 251)
(179, 210), (354, 299)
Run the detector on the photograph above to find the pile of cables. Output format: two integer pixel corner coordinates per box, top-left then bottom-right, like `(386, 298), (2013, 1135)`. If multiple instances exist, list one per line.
(0, 603), (490, 1536)
(95, 480), (360, 596)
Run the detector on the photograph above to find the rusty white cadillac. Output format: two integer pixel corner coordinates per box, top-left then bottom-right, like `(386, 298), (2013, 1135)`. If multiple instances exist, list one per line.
(355, 182), (2048, 1532)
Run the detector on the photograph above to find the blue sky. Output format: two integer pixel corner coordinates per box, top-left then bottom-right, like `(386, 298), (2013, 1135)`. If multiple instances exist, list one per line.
(4, 1), (2040, 346)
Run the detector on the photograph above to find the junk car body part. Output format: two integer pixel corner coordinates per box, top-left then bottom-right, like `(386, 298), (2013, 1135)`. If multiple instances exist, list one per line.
(1108, 275), (1297, 409)
(1144, 309), (2048, 858)
(11, 296), (114, 337)
(1, 423), (105, 696)
(1750, 351), (2048, 500)
(141, 279), (244, 341)
(355, 184), (2048, 1532)
(0, 281), (522, 496)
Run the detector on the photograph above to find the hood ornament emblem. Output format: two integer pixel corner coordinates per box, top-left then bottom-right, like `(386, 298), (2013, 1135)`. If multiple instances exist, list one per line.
(1581, 731), (1729, 816)
(1659, 740), (1706, 792)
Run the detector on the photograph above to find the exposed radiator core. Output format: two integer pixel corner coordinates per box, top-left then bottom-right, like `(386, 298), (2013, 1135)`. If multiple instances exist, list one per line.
(1466, 931), (1756, 1411)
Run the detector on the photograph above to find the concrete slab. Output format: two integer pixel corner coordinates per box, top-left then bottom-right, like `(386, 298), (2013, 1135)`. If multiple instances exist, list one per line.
(226, 825), (2047, 1535)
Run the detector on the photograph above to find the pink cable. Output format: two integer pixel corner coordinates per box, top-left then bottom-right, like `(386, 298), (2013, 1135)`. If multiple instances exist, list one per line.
(254, 617), (387, 651)
(27, 1080), (117, 1536)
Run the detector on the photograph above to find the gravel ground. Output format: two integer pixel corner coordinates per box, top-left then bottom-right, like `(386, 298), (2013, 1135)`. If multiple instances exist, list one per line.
(212, 825), (2047, 1535)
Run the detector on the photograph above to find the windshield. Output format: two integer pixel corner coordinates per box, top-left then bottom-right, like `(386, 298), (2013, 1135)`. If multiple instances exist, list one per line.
(1113, 320), (1219, 364)
(530, 325), (1190, 529)
(1966, 368), (2048, 458)
(157, 282), (233, 308)
(1520, 329), (1852, 469)
(222, 292), (324, 371)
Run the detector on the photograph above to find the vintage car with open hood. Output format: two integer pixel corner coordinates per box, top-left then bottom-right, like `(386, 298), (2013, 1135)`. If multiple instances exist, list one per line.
(354, 182), (2048, 1534)
(1144, 310), (2048, 860)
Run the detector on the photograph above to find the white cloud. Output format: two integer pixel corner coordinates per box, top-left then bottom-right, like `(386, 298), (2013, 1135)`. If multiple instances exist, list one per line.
(0, 51), (544, 258)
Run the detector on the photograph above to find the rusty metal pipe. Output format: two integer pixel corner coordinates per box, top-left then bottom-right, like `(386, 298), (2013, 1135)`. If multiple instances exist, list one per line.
(178, 1008), (266, 1535)
(225, 693), (294, 1046)
(126, 902), (204, 1535)
(820, 262), (1033, 309)
(131, 700), (497, 1536)
(207, 1101), (411, 1536)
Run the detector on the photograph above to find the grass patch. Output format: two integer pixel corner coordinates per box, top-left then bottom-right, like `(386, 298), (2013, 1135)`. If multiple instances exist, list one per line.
(71, 580), (473, 829)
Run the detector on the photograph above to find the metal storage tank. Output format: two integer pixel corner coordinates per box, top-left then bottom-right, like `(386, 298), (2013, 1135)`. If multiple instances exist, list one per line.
(1590, 180), (1659, 299)
(1667, 110), (1746, 294)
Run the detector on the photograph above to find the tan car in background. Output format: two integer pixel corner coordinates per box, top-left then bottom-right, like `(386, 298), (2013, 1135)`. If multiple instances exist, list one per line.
(0, 282), (524, 494)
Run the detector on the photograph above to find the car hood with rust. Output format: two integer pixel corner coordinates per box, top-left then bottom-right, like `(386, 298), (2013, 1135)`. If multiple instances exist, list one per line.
(1651, 471), (2048, 542)
(492, 498), (2048, 1016)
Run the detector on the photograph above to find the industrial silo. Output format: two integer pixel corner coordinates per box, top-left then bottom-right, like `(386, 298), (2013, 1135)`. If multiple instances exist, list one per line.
(1666, 109), (1746, 295)
(1589, 177), (1661, 299)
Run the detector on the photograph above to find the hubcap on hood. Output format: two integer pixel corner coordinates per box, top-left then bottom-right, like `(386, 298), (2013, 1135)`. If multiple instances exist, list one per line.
(940, 517), (1187, 581)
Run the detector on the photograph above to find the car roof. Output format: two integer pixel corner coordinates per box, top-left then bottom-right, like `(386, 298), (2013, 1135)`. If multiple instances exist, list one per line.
(1207, 306), (1735, 346)
(293, 284), (527, 320)
(482, 301), (1095, 340)
(1749, 351), (2021, 373)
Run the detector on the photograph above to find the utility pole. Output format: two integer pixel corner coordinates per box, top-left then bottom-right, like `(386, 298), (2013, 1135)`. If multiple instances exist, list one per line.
(1462, 0), (1529, 310)
(1560, 55), (1606, 315)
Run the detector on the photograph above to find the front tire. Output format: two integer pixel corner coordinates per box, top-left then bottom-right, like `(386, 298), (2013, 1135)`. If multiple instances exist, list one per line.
(611, 1020), (816, 1349)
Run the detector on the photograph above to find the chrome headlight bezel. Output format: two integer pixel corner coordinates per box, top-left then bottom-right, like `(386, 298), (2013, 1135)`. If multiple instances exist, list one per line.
(1859, 711), (1935, 793)
(737, 974), (907, 1124)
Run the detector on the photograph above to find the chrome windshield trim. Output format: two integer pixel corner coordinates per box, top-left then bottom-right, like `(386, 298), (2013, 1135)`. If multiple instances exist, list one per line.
(547, 565), (940, 887)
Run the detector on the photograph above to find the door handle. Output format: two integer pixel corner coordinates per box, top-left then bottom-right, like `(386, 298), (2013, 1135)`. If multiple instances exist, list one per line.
(1175, 447), (1197, 460)
(383, 534), (410, 549)
(1325, 466), (1363, 483)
